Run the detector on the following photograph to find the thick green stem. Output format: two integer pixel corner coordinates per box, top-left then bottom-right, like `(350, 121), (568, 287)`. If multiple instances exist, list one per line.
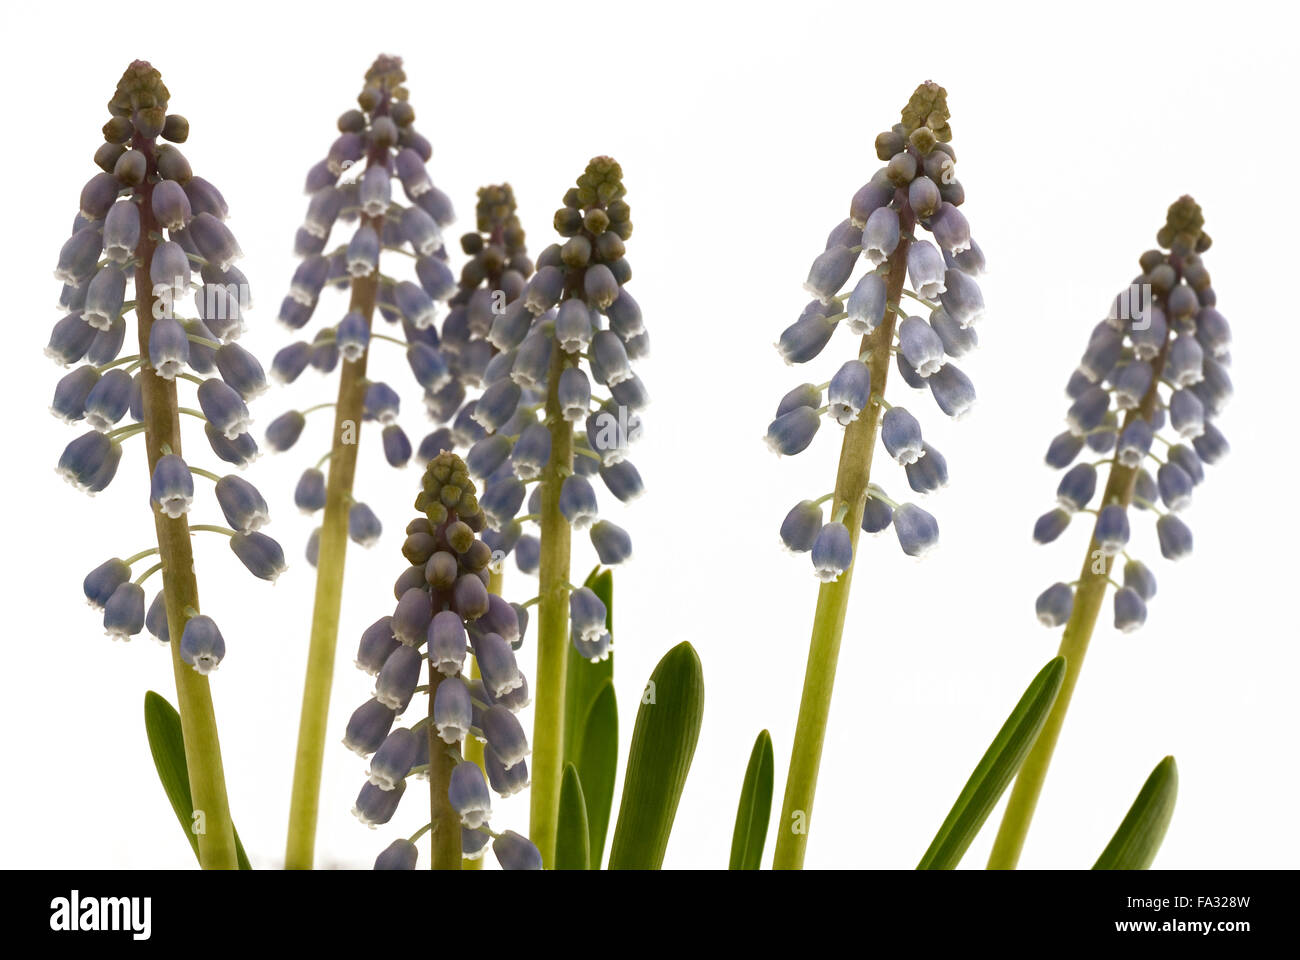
(773, 221), (913, 870)
(530, 341), (574, 867)
(133, 148), (238, 870)
(426, 671), (463, 870)
(284, 216), (381, 870)
(988, 304), (1173, 869)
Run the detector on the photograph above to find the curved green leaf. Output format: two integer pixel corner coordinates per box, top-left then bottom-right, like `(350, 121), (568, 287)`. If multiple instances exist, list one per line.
(144, 691), (251, 870)
(555, 763), (591, 870)
(918, 657), (1066, 870)
(577, 680), (618, 867)
(608, 642), (705, 870)
(729, 730), (774, 870)
(1094, 756), (1178, 870)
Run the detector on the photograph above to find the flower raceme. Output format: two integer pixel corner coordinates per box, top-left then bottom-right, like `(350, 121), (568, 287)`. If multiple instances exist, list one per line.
(50, 60), (284, 670)
(344, 452), (541, 870)
(768, 81), (983, 579)
(279, 55), (460, 871)
(420, 183), (540, 557)
(986, 196), (1231, 871)
(1031, 196), (1229, 634)
(47, 60), (283, 872)
(459, 156), (643, 868)
(771, 82), (985, 871)
(269, 54), (458, 558)
(466, 157), (644, 629)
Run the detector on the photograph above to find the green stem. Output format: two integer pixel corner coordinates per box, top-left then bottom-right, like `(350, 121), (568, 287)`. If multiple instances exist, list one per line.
(123, 546), (160, 566)
(426, 670), (463, 870)
(132, 138), (238, 870)
(283, 213), (382, 870)
(530, 336), (574, 868)
(987, 299), (1173, 869)
(772, 217), (914, 870)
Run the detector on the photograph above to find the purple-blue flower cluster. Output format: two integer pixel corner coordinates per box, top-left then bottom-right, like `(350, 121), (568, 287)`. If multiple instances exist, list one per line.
(452, 158), (643, 659)
(49, 61), (282, 668)
(1033, 197), (1229, 633)
(344, 452), (540, 870)
(768, 82), (982, 579)
(268, 55), (457, 554)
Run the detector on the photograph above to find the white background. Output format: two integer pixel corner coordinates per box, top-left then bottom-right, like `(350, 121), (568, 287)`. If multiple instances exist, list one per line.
(1, 0), (1295, 870)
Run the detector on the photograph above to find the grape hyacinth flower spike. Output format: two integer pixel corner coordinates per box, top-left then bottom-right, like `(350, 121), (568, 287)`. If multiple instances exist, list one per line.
(409, 183), (535, 867)
(989, 197), (1231, 868)
(48, 62), (283, 870)
(427, 182), (534, 466)
(347, 452), (540, 870)
(457, 157), (643, 867)
(277, 55), (458, 870)
(768, 83), (984, 868)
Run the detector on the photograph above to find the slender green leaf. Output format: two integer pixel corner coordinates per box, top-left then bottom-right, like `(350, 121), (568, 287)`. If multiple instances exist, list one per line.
(577, 680), (618, 867)
(144, 691), (252, 870)
(729, 729), (774, 870)
(608, 642), (705, 870)
(918, 657), (1066, 870)
(555, 763), (591, 870)
(1094, 756), (1178, 870)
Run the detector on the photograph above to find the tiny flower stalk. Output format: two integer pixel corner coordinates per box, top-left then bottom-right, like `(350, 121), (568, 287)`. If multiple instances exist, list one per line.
(770, 83), (983, 869)
(49, 62), (284, 869)
(989, 197), (1229, 868)
(347, 453), (539, 870)
(280, 55), (456, 869)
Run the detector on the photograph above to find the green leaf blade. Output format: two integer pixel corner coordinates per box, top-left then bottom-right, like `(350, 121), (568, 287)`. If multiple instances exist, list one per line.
(577, 680), (618, 867)
(555, 763), (591, 870)
(143, 691), (252, 870)
(608, 642), (705, 870)
(729, 729), (774, 870)
(1094, 756), (1178, 870)
(917, 656), (1067, 870)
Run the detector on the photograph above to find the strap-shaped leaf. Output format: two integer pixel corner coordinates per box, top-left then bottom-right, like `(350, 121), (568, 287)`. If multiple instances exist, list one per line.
(144, 691), (251, 869)
(918, 657), (1066, 870)
(1094, 756), (1178, 870)
(729, 729), (774, 870)
(555, 763), (591, 870)
(608, 642), (705, 869)
(578, 680), (618, 867)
